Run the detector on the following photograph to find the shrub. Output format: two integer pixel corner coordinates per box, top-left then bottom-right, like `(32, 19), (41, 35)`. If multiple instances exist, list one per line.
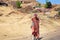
(58, 11), (60, 15)
(55, 8), (60, 11)
(45, 1), (52, 8)
(16, 1), (22, 8)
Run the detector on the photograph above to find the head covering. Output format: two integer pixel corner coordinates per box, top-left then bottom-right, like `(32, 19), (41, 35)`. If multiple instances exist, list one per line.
(34, 14), (37, 17)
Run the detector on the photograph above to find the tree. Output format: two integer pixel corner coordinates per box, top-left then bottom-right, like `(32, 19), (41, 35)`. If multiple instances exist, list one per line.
(16, 0), (22, 8)
(45, 0), (52, 8)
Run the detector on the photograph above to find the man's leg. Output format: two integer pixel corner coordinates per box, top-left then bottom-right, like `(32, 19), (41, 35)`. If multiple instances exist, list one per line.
(37, 38), (40, 40)
(36, 34), (40, 40)
(32, 35), (37, 40)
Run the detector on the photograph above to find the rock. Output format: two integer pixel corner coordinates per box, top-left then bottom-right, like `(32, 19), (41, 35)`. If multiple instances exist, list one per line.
(0, 2), (8, 6)
(0, 14), (3, 16)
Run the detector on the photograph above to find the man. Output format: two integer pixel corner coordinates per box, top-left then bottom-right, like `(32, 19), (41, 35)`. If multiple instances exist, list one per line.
(31, 14), (40, 40)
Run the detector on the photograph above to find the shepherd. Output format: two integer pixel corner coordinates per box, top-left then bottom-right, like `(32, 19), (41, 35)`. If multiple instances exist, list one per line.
(31, 14), (40, 40)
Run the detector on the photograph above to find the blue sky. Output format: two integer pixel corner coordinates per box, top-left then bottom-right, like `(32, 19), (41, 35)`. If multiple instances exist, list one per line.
(36, 0), (60, 4)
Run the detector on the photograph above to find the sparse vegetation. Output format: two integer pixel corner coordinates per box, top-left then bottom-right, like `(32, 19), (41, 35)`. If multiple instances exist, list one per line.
(16, 0), (22, 8)
(38, 2), (41, 7)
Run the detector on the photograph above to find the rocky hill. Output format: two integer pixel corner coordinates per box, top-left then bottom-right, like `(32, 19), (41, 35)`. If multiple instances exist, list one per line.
(0, 0), (60, 40)
(0, 0), (36, 3)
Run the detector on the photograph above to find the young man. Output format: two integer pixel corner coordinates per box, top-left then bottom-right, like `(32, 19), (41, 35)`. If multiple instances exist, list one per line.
(31, 14), (40, 40)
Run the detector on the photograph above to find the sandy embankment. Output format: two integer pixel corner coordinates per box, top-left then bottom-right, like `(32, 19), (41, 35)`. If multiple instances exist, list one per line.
(0, 6), (60, 40)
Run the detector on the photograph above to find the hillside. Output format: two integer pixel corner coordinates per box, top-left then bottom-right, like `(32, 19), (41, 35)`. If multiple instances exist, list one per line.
(0, 6), (60, 40)
(0, 0), (60, 40)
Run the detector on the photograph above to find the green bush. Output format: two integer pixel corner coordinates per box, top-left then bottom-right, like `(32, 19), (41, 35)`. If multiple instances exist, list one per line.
(58, 11), (60, 15)
(45, 1), (52, 8)
(16, 1), (22, 8)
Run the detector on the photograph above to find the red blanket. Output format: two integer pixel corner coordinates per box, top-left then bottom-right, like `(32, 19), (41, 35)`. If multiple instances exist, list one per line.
(31, 17), (39, 38)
